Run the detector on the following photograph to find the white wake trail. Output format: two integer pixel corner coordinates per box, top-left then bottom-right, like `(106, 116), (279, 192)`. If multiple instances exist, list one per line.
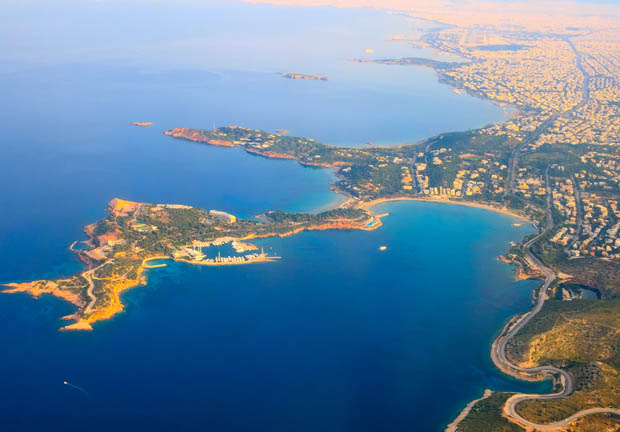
(63, 381), (89, 398)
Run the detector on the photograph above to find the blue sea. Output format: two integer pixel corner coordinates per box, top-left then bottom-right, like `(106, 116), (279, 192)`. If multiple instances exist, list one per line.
(1, 2), (543, 431)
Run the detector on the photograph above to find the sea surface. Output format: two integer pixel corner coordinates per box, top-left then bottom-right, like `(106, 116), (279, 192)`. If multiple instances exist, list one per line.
(0, 202), (547, 432)
(1, 2), (542, 431)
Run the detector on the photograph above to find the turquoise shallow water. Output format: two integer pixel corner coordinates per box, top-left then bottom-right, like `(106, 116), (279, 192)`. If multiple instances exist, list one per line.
(0, 2), (542, 431)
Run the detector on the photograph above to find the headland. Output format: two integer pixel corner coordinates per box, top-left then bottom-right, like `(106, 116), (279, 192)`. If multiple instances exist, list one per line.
(2, 198), (381, 331)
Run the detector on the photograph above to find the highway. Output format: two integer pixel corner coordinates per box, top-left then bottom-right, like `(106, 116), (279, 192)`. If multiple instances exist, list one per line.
(566, 174), (583, 253)
(505, 114), (560, 199)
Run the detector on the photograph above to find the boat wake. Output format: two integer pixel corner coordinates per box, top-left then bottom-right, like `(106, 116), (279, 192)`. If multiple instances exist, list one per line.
(64, 381), (89, 398)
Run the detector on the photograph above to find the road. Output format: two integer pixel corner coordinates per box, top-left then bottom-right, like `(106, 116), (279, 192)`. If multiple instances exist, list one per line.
(82, 269), (96, 314)
(565, 37), (592, 109)
(411, 140), (434, 194)
(505, 397), (620, 430)
(544, 166), (553, 229)
(490, 180), (620, 429)
(566, 174), (583, 253)
(505, 115), (560, 199)
(82, 261), (112, 314)
(504, 37), (592, 202)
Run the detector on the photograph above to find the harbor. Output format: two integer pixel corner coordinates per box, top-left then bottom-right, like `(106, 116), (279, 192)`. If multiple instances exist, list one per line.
(173, 240), (280, 266)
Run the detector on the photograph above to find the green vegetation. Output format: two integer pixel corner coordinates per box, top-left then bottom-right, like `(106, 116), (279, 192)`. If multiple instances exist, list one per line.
(570, 413), (620, 432)
(94, 219), (114, 235)
(533, 241), (620, 299)
(456, 393), (524, 432)
(265, 208), (366, 223)
(508, 300), (620, 424)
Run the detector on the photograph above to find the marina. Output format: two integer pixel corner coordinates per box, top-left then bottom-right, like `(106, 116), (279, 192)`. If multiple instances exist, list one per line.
(173, 241), (279, 266)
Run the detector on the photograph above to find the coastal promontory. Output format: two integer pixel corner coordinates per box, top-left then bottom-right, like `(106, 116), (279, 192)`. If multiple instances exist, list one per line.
(3, 198), (382, 331)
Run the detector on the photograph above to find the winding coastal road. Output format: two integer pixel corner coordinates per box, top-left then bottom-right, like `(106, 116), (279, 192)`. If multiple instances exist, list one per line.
(490, 192), (620, 429)
(82, 261), (113, 314)
(83, 270), (97, 314)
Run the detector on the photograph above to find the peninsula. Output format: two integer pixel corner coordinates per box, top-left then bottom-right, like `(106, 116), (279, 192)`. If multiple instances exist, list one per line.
(3, 198), (381, 331)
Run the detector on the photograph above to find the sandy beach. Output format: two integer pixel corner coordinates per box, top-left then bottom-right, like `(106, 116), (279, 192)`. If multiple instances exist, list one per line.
(352, 196), (532, 223)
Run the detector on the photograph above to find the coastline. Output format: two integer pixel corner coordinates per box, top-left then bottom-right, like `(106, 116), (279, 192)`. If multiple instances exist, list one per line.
(444, 389), (494, 432)
(352, 196), (531, 223)
(349, 47), (553, 431)
(350, 195), (545, 431)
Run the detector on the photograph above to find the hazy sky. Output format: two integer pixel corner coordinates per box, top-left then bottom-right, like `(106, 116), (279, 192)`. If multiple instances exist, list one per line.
(0, 1), (414, 70)
(2, 0), (617, 69)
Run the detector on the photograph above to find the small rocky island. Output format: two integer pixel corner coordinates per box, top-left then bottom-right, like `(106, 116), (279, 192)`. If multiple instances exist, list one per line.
(279, 73), (330, 81)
